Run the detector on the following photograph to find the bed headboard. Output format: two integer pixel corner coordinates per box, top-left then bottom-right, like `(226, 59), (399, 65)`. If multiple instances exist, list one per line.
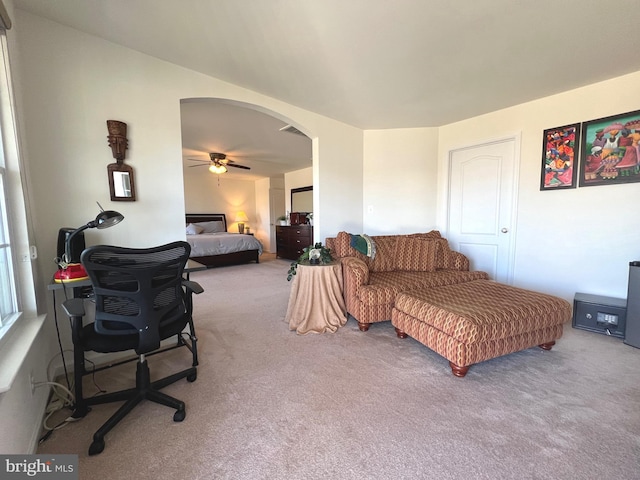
(185, 213), (227, 232)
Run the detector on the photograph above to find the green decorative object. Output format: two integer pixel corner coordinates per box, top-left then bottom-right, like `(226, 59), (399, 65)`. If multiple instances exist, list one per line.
(349, 233), (376, 258)
(286, 242), (333, 281)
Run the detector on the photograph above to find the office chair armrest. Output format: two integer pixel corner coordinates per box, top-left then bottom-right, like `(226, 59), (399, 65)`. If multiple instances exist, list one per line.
(62, 298), (87, 345)
(62, 298), (86, 317)
(182, 280), (204, 295)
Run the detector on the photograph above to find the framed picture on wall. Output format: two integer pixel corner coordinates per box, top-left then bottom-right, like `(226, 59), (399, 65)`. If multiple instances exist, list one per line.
(579, 109), (640, 187)
(540, 123), (581, 190)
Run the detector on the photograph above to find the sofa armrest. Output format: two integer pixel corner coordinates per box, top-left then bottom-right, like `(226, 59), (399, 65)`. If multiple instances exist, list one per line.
(325, 237), (336, 253)
(442, 250), (470, 271)
(341, 256), (369, 319)
(342, 256), (370, 286)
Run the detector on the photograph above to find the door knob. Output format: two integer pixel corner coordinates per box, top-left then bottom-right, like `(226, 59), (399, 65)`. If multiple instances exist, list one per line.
(501, 228), (509, 233)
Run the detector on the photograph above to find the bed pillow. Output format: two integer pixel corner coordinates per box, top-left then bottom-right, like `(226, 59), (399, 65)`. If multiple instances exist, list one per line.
(186, 223), (204, 235)
(194, 220), (225, 233)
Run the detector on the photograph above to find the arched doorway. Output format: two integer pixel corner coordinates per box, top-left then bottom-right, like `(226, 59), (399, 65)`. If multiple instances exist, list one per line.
(180, 98), (313, 252)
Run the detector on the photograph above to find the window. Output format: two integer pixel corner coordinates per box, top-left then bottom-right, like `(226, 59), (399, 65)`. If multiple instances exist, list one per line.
(0, 24), (25, 342)
(0, 158), (17, 329)
(0, 3), (43, 396)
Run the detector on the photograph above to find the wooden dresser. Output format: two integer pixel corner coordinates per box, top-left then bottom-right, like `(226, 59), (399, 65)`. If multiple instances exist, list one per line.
(276, 225), (313, 260)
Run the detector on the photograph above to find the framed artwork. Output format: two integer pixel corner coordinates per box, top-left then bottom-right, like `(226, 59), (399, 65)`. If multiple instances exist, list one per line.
(579, 109), (640, 187)
(540, 123), (581, 190)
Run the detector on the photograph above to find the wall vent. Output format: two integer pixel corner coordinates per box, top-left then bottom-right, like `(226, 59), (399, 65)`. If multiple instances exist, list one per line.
(279, 124), (307, 137)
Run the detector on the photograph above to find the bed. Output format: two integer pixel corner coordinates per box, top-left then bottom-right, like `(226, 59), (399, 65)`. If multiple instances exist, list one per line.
(185, 213), (262, 268)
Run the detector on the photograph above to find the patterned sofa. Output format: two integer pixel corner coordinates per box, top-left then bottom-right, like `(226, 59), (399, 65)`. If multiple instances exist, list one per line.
(325, 231), (489, 331)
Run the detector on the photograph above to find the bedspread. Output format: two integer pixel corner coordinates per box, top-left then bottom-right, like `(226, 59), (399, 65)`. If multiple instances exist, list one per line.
(187, 232), (263, 257)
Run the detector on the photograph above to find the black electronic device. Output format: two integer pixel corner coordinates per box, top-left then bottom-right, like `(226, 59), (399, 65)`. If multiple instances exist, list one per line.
(57, 227), (86, 263)
(573, 292), (627, 338)
(624, 261), (640, 348)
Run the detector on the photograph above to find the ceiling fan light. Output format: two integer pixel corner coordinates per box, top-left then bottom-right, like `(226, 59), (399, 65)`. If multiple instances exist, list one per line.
(209, 163), (227, 174)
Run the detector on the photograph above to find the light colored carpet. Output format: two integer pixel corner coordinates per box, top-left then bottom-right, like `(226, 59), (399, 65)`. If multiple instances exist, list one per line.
(38, 255), (640, 479)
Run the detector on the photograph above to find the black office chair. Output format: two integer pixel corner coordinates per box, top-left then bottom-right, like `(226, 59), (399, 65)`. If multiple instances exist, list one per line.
(62, 241), (203, 455)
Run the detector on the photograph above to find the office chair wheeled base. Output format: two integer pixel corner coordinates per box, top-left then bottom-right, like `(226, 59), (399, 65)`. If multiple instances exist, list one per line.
(87, 356), (196, 456)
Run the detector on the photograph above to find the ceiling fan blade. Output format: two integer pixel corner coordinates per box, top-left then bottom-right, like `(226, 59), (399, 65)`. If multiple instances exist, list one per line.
(226, 163), (251, 170)
(188, 164), (209, 168)
(187, 158), (209, 163)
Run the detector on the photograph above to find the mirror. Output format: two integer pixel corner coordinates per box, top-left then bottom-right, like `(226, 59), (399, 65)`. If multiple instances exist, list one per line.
(107, 162), (136, 201)
(291, 186), (312, 213)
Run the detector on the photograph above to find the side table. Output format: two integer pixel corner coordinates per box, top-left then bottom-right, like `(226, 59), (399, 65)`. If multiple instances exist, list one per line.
(285, 260), (347, 334)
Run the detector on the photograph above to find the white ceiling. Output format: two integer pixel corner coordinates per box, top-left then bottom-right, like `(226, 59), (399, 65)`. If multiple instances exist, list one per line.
(14, 0), (640, 179)
(180, 99), (312, 181)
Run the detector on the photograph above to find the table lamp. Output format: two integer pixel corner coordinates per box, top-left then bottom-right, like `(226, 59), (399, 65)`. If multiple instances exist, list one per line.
(54, 203), (124, 283)
(235, 211), (249, 234)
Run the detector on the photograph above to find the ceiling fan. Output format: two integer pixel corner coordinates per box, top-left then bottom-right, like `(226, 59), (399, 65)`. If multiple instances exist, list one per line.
(187, 152), (251, 174)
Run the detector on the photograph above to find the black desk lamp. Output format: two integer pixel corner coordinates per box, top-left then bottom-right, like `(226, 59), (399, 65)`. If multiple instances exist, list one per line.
(54, 203), (124, 283)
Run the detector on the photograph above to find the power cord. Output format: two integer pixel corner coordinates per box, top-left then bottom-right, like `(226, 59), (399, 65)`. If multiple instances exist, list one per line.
(40, 289), (109, 445)
(39, 290), (77, 444)
(51, 289), (72, 392)
(46, 349), (73, 394)
(37, 380), (76, 444)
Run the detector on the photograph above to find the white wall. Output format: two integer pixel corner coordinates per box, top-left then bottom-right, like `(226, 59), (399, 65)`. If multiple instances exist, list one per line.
(254, 177), (271, 251)
(315, 132), (364, 241)
(14, 9), (363, 290)
(284, 166), (313, 214)
(254, 176), (284, 252)
(0, 0), (55, 454)
(16, 7), (640, 308)
(438, 71), (640, 301)
(183, 169), (258, 234)
(0, 318), (53, 453)
(7, 9), (364, 452)
(13, 8), (363, 310)
(363, 128), (439, 234)
(9, 4), (640, 455)
(184, 171), (285, 251)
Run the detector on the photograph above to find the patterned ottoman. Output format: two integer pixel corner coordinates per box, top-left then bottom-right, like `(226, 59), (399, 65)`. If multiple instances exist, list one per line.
(391, 280), (571, 377)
